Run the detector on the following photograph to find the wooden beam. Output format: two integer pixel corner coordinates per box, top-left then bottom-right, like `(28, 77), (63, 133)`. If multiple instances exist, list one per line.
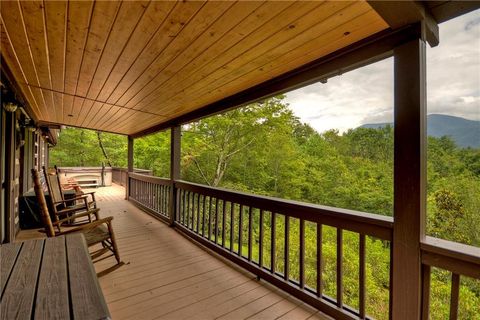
(392, 36), (427, 319)
(126, 136), (134, 200)
(368, 1), (439, 47)
(3, 110), (16, 243)
(427, 1), (480, 24)
(169, 126), (181, 226)
(131, 26), (420, 138)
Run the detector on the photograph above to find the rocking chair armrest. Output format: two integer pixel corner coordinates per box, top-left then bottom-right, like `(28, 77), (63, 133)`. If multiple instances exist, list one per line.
(59, 216), (113, 234)
(53, 195), (88, 204)
(68, 195), (89, 201)
(54, 209), (101, 225)
(56, 206), (88, 215)
(82, 191), (96, 202)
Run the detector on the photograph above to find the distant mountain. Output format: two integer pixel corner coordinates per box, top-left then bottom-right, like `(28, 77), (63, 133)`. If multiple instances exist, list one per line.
(360, 114), (480, 148)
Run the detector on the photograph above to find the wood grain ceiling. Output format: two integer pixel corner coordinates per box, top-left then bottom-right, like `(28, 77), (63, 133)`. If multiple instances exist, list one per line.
(0, 1), (388, 135)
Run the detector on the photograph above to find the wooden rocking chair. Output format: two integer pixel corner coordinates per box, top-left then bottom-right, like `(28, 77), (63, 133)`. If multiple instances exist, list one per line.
(54, 165), (97, 207)
(32, 169), (121, 265)
(42, 166), (98, 224)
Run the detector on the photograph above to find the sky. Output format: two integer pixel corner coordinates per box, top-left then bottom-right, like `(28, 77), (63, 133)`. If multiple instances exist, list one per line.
(285, 10), (480, 133)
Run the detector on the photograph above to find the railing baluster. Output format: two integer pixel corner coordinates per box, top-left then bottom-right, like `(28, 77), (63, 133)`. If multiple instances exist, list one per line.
(299, 218), (305, 289)
(222, 200), (226, 248)
(149, 182), (152, 208)
(186, 191), (190, 228)
(317, 223), (322, 297)
(271, 212), (276, 273)
(208, 196), (212, 240)
(196, 193), (201, 233)
(285, 216), (290, 281)
(190, 193), (195, 230)
(337, 228), (343, 307)
(421, 264), (431, 320)
(230, 203), (234, 252)
(259, 209), (264, 268)
(248, 207), (253, 261)
(239, 204), (244, 257)
(182, 190), (187, 225)
(359, 234), (366, 319)
(450, 273), (460, 320)
(215, 198), (219, 244)
(202, 195), (206, 237)
(156, 184), (159, 212)
(159, 185), (162, 213)
(192, 193), (197, 231)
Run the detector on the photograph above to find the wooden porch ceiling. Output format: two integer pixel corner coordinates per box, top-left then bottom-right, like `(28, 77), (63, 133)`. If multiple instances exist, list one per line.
(0, 1), (388, 135)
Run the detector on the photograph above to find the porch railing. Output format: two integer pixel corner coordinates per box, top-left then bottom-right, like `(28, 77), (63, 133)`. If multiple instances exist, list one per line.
(126, 172), (480, 320)
(128, 173), (171, 223)
(420, 237), (480, 320)
(112, 167), (153, 186)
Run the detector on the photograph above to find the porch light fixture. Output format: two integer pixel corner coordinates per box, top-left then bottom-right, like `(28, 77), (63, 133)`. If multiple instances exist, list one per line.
(3, 101), (18, 112)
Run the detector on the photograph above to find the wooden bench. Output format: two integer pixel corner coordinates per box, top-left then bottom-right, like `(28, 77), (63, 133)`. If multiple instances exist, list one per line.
(0, 234), (110, 320)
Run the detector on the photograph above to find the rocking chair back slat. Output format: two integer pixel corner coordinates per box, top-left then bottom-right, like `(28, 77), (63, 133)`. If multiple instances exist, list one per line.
(32, 169), (55, 237)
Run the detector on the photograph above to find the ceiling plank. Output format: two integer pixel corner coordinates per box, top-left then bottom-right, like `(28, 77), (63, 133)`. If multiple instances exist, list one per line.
(0, 0), (48, 119)
(64, 0), (94, 95)
(125, 0), (265, 111)
(114, 1), (235, 107)
(75, 1), (121, 98)
(170, 8), (387, 118)
(0, 21), (42, 121)
(103, 1), (205, 105)
(84, 1), (149, 101)
(160, 1), (378, 116)
(141, 1), (357, 115)
(92, 1), (176, 102)
(132, 1), (314, 113)
(19, 0), (56, 120)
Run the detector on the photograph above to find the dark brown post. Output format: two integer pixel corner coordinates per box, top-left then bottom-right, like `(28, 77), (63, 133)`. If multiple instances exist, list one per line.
(169, 126), (181, 226)
(392, 34), (427, 319)
(126, 135), (134, 200)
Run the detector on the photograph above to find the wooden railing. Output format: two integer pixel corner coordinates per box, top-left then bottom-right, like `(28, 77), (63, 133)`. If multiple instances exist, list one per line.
(128, 173), (171, 223)
(421, 237), (480, 320)
(174, 180), (393, 320)
(126, 174), (480, 319)
(112, 167), (152, 186)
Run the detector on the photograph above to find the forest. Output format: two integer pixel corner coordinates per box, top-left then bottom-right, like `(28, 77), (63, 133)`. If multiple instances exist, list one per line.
(50, 96), (480, 319)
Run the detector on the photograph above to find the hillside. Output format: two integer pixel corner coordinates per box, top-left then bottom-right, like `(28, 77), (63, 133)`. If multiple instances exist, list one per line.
(361, 114), (480, 148)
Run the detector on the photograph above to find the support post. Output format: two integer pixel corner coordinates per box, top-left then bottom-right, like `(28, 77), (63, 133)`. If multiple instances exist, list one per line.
(392, 36), (427, 319)
(169, 126), (181, 226)
(126, 135), (134, 200)
(3, 111), (15, 243)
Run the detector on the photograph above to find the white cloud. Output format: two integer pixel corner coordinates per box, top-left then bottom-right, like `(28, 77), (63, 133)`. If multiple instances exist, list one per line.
(285, 10), (480, 133)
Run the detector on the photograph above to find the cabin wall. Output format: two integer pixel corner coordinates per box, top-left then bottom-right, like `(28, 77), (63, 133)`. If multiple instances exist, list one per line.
(0, 102), (50, 243)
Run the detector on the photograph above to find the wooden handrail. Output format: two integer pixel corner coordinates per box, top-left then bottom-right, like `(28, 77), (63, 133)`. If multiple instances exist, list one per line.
(175, 180), (393, 240)
(421, 236), (480, 279)
(128, 172), (171, 186)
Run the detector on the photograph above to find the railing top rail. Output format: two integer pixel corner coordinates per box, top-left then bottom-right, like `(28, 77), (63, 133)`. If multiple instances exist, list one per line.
(129, 172), (171, 185)
(175, 180), (393, 240)
(421, 236), (480, 279)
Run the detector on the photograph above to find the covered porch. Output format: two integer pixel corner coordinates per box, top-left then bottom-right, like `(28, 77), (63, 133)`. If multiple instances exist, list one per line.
(1, 1), (479, 319)
(17, 184), (331, 320)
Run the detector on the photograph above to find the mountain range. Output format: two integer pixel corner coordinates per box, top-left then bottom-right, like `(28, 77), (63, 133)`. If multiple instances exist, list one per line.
(360, 114), (479, 148)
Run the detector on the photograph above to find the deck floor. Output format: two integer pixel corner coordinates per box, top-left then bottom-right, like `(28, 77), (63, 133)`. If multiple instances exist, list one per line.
(17, 184), (331, 320)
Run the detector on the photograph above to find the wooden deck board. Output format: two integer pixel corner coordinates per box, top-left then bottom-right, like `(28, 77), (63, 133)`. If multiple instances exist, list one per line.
(17, 184), (331, 320)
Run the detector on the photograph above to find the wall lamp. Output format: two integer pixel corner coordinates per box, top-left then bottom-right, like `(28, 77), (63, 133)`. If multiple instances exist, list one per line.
(3, 101), (18, 113)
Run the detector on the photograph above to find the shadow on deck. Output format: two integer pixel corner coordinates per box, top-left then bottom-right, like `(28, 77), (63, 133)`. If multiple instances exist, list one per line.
(18, 184), (331, 320)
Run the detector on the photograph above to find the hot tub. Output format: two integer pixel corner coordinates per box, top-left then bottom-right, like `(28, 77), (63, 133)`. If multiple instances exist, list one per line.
(56, 167), (112, 187)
